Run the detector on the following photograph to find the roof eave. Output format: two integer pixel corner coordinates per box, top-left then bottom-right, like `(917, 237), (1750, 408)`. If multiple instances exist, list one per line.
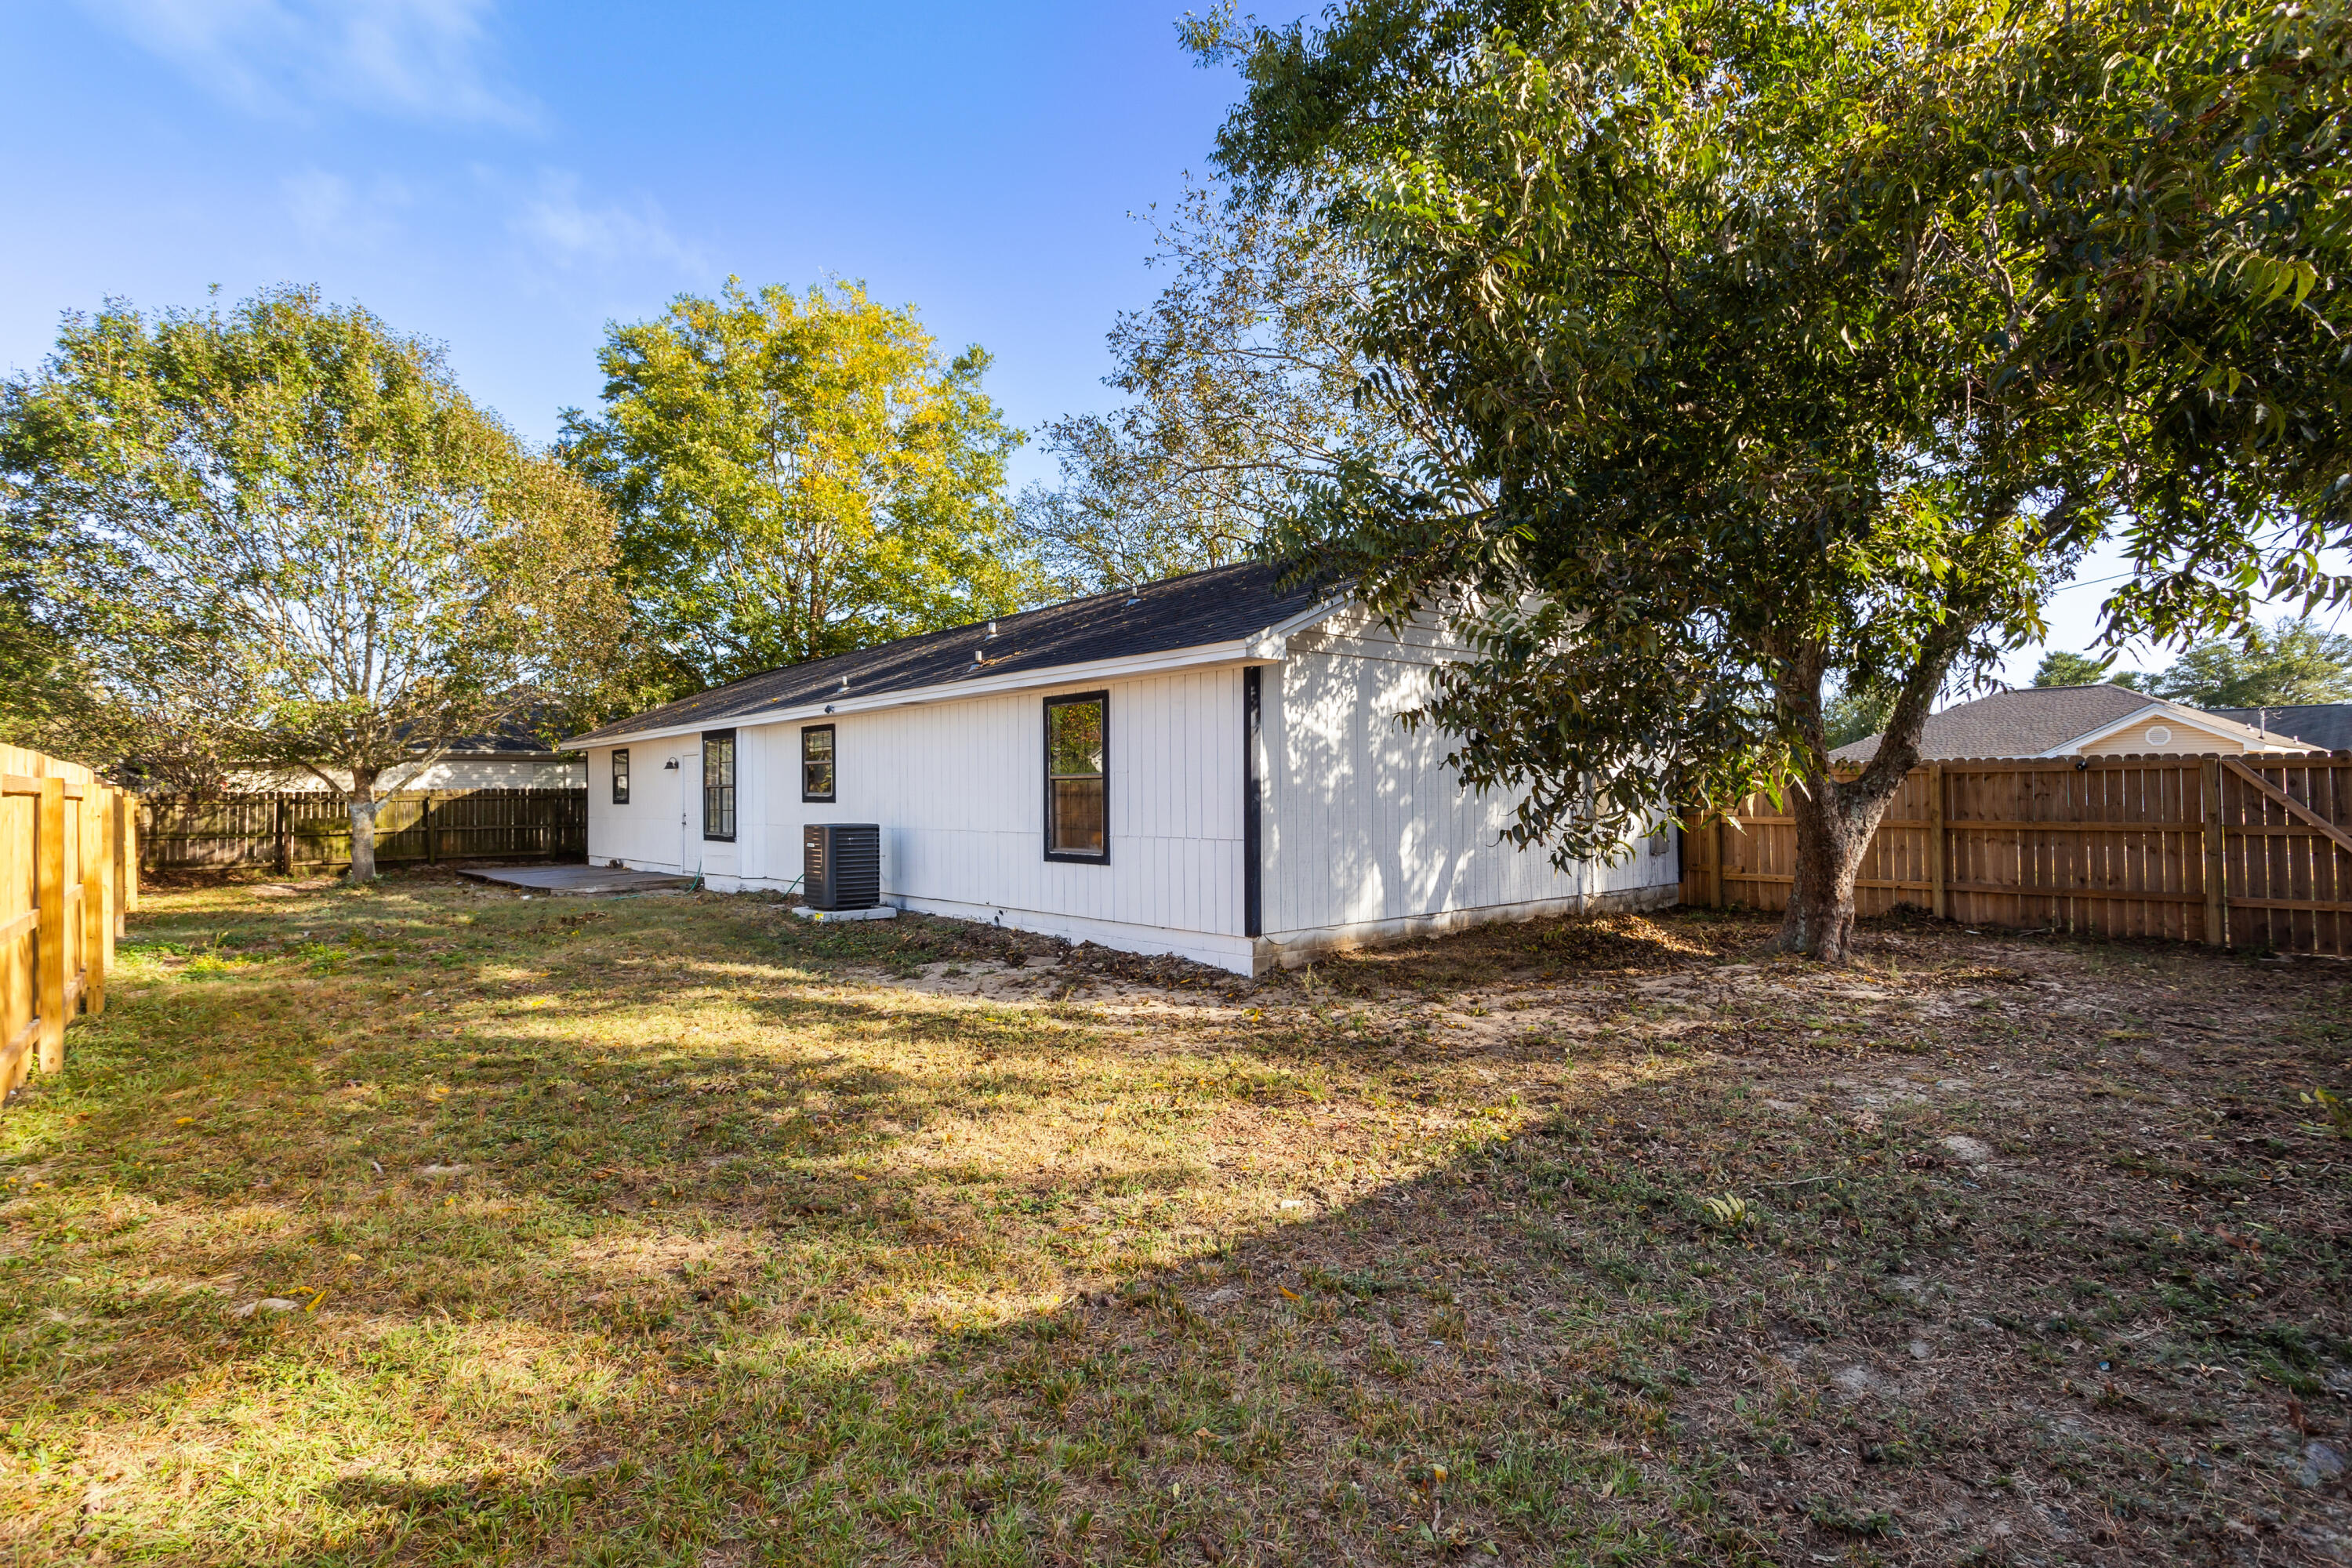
(560, 627), (1308, 750)
(2045, 697), (2296, 757)
(427, 750), (583, 760)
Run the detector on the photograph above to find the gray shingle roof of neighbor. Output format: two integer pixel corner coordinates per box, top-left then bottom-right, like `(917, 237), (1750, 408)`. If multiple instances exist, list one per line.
(390, 698), (578, 757)
(437, 702), (580, 756)
(2210, 703), (2352, 751)
(565, 560), (1337, 748)
(1830, 683), (2162, 764)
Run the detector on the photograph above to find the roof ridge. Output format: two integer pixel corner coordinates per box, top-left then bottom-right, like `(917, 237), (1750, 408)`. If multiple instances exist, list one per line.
(638, 559), (1283, 711)
(2215, 700), (2350, 712)
(565, 559), (1331, 747)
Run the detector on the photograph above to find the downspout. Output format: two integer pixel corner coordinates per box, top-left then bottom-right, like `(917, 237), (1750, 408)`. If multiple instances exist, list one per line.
(1243, 666), (1263, 943)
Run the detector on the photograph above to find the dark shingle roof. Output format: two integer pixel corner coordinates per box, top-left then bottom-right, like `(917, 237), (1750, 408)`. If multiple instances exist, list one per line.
(1831, 683), (2162, 764)
(436, 702), (579, 756)
(566, 561), (1336, 747)
(2210, 703), (2352, 751)
(390, 697), (577, 757)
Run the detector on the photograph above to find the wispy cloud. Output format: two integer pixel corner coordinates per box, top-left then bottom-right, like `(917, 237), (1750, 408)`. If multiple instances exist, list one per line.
(281, 168), (411, 247)
(79, 0), (537, 127)
(505, 171), (705, 276)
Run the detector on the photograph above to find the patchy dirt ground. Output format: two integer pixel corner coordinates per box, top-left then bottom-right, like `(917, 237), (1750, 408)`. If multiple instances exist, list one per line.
(855, 906), (2352, 1564)
(0, 878), (2347, 1566)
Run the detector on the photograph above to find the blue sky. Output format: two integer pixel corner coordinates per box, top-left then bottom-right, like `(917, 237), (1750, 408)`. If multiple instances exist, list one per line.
(0, 0), (2324, 688)
(0, 0), (1281, 485)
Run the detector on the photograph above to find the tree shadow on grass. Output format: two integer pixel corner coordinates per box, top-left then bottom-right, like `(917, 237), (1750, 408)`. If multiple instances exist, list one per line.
(121, 1069), (2350, 1568)
(9, 886), (2350, 1565)
(29, 1073), (2345, 1567)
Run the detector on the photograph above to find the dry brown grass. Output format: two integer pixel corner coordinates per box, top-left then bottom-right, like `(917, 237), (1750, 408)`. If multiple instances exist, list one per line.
(0, 874), (2347, 1566)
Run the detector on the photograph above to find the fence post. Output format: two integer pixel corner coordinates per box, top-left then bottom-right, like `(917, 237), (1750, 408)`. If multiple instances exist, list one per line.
(81, 791), (105, 1017)
(35, 779), (66, 1074)
(2202, 756), (2228, 946)
(1928, 763), (1948, 919)
(113, 791), (132, 934)
(103, 789), (121, 968)
(426, 793), (437, 863)
(275, 795), (293, 875)
(1711, 817), (1728, 909)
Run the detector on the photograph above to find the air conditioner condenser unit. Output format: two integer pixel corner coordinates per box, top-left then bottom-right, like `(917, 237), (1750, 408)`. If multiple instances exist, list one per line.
(802, 822), (882, 911)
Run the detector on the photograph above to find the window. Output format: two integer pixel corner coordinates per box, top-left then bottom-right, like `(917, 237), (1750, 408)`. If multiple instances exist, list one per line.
(702, 730), (735, 840)
(611, 748), (630, 805)
(1044, 692), (1107, 861)
(801, 724), (835, 802)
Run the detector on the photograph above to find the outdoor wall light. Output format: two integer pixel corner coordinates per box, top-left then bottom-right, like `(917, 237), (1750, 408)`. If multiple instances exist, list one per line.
(663, 758), (681, 770)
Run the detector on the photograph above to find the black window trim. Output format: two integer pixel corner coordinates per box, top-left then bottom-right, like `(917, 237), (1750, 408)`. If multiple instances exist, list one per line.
(702, 728), (737, 843)
(1042, 690), (1109, 865)
(800, 722), (837, 804)
(611, 746), (630, 806)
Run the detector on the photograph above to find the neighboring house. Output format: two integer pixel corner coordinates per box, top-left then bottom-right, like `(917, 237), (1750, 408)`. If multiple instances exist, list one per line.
(1832, 682), (2326, 765)
(2209, 703), (2352, 752)
(564, 561), (1681, 976)
(231, 712), (586, 793)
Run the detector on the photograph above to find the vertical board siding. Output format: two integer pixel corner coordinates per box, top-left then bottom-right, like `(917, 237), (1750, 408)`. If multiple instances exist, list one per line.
(588, 740), (688, 869)
(1682, 752), (2352, 953)
(588, 643), (1684, 954)
(666, 670), (1253, 938)
(1265, 642), (1681, 937)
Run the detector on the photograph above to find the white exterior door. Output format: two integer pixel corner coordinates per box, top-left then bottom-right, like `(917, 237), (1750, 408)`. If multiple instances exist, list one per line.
(678, 742), (699, 871)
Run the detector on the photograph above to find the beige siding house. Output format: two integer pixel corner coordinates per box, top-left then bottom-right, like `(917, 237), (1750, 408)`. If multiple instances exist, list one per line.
(1834, 683), (2335, 764)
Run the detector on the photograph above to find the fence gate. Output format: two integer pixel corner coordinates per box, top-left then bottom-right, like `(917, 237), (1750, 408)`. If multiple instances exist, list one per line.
(1680, 751), (2352, 955)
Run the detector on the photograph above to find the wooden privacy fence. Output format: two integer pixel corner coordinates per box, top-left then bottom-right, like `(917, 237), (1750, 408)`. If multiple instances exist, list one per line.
(142, 789), (587, 873)
(1681, 751), (2352, 955)
(140, 788), (587, 873)
(2, 745), (135, 1104)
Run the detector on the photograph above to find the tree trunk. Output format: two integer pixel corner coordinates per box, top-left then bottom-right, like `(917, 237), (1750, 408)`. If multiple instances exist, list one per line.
(1778, 768), (1909, 963)
(347, 767), (379, 884)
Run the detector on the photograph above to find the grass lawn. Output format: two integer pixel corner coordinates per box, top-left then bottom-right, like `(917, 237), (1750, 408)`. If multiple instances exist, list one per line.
(2, 869), (2349, 1566)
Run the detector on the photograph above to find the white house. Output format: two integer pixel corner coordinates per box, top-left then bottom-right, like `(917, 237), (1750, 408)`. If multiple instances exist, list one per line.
(564, 563), (1681, 976)
(231, 710), (586, 793)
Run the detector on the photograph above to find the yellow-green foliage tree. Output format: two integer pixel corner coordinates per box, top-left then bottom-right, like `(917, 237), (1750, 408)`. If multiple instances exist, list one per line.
(1, 286), (627, 880)
(564, 281), (1039, 695)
